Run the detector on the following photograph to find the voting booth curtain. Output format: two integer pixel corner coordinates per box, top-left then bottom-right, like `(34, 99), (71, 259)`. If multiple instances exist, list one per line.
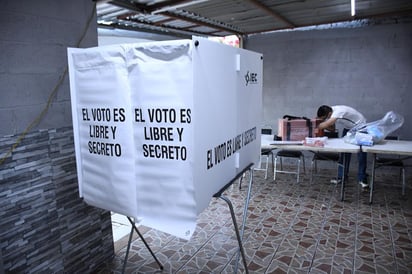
(67, 37), (263, 240)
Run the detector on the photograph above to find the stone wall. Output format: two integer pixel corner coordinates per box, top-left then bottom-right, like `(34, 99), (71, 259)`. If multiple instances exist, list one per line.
(0, 127), (113, 272)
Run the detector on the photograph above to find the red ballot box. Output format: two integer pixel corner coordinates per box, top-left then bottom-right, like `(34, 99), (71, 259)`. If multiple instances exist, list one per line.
(278, 118), (322, 141)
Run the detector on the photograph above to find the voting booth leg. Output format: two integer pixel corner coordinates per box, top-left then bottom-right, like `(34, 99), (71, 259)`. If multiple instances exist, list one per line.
(219, 196), (249, 274)
(234, 168), (254, 273)
(238, 169), (252, 190)
(122, 217), (163, 274)
(122, 224), (134, 274)
(213, 164), (254, 274)
(213, 163), (253, 273)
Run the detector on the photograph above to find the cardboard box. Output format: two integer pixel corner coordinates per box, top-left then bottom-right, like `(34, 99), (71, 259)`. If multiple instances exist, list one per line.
(278, 118), (322, 141)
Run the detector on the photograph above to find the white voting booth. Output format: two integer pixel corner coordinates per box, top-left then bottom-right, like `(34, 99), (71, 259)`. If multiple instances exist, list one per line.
(67, 37), (263, 246)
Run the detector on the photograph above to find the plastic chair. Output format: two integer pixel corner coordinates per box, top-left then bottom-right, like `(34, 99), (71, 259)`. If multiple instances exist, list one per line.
(254, 127), (274, 179)
(374, 136), (406, 195)
(274, 150), (305, 183)
(310, 152), (340, 183)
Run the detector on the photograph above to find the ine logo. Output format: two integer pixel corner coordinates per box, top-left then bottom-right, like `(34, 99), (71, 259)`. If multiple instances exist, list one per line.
(244, 71), (258, 86)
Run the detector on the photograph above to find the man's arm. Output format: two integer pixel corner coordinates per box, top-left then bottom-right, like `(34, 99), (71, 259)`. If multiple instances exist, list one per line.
(318, 117), (337, 131)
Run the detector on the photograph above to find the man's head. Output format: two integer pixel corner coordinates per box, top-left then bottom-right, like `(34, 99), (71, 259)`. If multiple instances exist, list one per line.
(317, 105), (332, 120)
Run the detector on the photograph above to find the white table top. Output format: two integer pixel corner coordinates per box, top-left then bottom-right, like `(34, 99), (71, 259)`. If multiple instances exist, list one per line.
(361, 140), (412, 156)
(261, 135), (360, 153)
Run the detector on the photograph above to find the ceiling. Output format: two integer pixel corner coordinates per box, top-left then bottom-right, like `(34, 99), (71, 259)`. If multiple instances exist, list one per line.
(96, 0), (412, 38)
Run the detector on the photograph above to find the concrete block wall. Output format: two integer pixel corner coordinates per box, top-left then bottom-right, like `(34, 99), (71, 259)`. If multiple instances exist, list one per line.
(245, 18), (412, 140)
(0, 1), (114, 272)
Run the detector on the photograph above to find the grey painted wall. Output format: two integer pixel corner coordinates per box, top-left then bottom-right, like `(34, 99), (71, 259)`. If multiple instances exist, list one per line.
(245, 19), (412, 139)
(0, 1), (114, 272)
(0, 0), (97, 136)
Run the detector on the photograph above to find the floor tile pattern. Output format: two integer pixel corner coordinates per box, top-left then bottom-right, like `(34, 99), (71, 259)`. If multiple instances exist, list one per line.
(97, 169), (411, 274)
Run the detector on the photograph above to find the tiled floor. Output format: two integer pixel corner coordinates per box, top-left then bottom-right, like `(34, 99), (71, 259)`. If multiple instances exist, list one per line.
(111, 213), (132, 242)
(98, 168), (411, 274)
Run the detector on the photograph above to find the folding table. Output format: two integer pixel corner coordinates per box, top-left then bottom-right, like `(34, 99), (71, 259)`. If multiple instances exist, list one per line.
(261, 135), (360, 201)
(361, 140), (412, 204)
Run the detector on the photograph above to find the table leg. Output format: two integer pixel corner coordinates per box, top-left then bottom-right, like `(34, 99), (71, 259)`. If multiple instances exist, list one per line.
(369, 153), (376, 204)
(340, 153), (346, 201)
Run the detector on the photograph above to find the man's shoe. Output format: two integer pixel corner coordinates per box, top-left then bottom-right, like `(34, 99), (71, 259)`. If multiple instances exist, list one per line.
(330, 178), (342, 184)
(359, 181), (369, 189)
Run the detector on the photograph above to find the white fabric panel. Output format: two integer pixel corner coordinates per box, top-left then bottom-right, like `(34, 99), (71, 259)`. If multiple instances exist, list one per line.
(67, 38), (262, 240)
